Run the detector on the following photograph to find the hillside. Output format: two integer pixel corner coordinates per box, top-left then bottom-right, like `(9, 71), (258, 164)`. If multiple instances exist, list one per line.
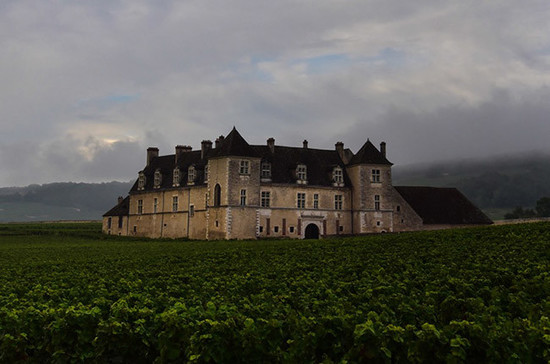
(393, 153), (550, 219)
(0, 181), (133, 222)
(1, 154), (549, 222)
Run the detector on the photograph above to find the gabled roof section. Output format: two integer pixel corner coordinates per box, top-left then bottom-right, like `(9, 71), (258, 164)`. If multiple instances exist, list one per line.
(103, 196), (129, 217)
(211, 127), (258, 158)
(395, 186), (493, 225)
(348, 140), (392, 166)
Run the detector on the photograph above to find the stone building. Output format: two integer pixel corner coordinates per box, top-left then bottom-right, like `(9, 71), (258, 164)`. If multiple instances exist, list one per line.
(103, 127), (492, 239)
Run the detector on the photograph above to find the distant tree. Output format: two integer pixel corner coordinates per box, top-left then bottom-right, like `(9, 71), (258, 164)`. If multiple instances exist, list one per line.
(504, 207), (537, 220)
(535, 197), (550, 217)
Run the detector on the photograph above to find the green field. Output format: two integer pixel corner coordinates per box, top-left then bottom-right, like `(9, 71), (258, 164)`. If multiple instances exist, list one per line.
(1, 223), (549, 362)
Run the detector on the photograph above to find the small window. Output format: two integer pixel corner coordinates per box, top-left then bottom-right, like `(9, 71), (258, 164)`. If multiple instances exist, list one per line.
(204, 164), (209, 183)
(334, 195), (343, 210)
(189, 205), (195, 217)
(137, 199), (143, 214)
(297, 193), (306, 209)
(240, 189), (247, 206)
(289, 226), (295, 233)
(374, 195), (380, 210)
(333, 167), (343, 185)
(239, 160), (250, 175)
(297, 164), (307, 182)
(154, 170), (162, 188)
(133, 225), (137, 233)
(107, 217), (112, 229)
(313, 194), (319, 209)
(396, 205), (401, 212)
(173, 168), (180, 187)
(172, 196), (178, 212)
(188, 166), (196, 184)
(118, 216), (123, 228)
(138, 172), (146, 190)
(339, 225), (344, 232)
(261, 161), (271, 179)
(214, 184), (221, 206)
(153, 198), (158, 213)
(377, 221), (381, 226)
(372, 169), (381, 183)
(259, 226), (264, 233)
(261, 191), (271, 208)
(274, 226), (279, 233)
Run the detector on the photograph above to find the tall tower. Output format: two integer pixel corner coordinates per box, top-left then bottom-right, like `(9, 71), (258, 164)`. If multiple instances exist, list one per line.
(346, 140), (394, 233)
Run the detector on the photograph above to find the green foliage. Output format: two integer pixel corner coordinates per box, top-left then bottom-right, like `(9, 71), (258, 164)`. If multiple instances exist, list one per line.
(1, 222), (550, 362)
(504, 196), (550, 219)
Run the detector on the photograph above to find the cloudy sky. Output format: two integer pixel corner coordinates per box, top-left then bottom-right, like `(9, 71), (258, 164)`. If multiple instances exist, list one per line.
(1, 1), (550, 186)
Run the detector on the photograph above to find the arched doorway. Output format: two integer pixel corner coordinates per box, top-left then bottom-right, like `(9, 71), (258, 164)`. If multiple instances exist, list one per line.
(304, 223), (320, 239)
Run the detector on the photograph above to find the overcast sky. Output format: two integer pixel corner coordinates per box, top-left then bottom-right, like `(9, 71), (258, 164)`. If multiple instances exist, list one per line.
(1, 1), (550, 186)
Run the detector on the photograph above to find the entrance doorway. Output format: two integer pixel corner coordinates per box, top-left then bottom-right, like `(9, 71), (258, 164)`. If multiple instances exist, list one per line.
(304, 223), (320, 239)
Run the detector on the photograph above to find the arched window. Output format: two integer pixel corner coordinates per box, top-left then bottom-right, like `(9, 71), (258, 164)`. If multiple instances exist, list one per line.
(214, 184), (221, 207)
(154, 170), (162, 188)
(173, 168), (180, 187)
(138, 171), (146, 190)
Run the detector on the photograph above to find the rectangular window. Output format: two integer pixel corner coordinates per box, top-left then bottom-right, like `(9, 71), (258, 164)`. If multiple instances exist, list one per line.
(313, 194), (319, 209)
(107, 217), (112, 229)
(118, 216), (123, 228)
(274, 226), (279, 233)
(297, 165), (307, 181)
(261, 162), (271, 179)
(333, 168), (343, 183)
(297, 193), (306, 209)
(372, 169), (381, 183)
(374, 195), (380, 210)
(172, 196), (178, 212)
(261, 191), (271, 208)
(334, 195), (343, 210)
(153, 198), (158, 213)
(240, 189), (246, 206)
(239, 160), (250, 174)
(189, 205), (195, 217)
(204, 165), (209, 183)
(396, 205), (401, 212)
(282, 218), (286, 236)
(137, 199), (143, 214)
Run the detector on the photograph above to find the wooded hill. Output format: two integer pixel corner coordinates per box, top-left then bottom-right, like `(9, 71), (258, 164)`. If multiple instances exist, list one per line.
(1, 153), (549, 222)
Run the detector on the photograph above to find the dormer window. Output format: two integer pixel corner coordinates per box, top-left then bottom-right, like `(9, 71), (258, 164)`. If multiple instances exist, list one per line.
(332, 167), (344, 187)
(188, 166), (196, 184)
(154, 170), (162, 188)
(138, 172), (146, 190)
(173, 168), (180, 187)
(297, 164), (307, 184)
(261, 161), (271, 181)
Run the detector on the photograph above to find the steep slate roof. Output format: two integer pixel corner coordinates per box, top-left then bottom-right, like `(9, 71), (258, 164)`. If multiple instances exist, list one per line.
(348, 140), (392, 166)
(103, 196), (129, 217)
(210, 127), (258, 158)
(253, 145), (350, 187)
(394, 186), (492, 225)
(129, 149), (213, 192)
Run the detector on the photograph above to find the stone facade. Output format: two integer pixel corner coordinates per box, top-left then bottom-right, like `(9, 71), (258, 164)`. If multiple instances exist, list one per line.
(103, 128), (491, 239)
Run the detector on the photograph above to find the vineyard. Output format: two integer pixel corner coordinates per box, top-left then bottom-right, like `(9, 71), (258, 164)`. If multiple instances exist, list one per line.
(1, 223), (549, 362)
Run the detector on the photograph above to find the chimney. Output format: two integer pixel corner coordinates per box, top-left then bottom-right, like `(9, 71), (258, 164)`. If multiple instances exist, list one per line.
(215, 135), (225, 149)
(380, 142), (386, 157)
(117, 196), (123, 204)
(267, 137), (275, 153)
(147, 147), (159, 166)
(303, 140), (308, 149)
(201, 140), (212, 159)
(175, 145), (185, 164)
(335, 141), (344, 160)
